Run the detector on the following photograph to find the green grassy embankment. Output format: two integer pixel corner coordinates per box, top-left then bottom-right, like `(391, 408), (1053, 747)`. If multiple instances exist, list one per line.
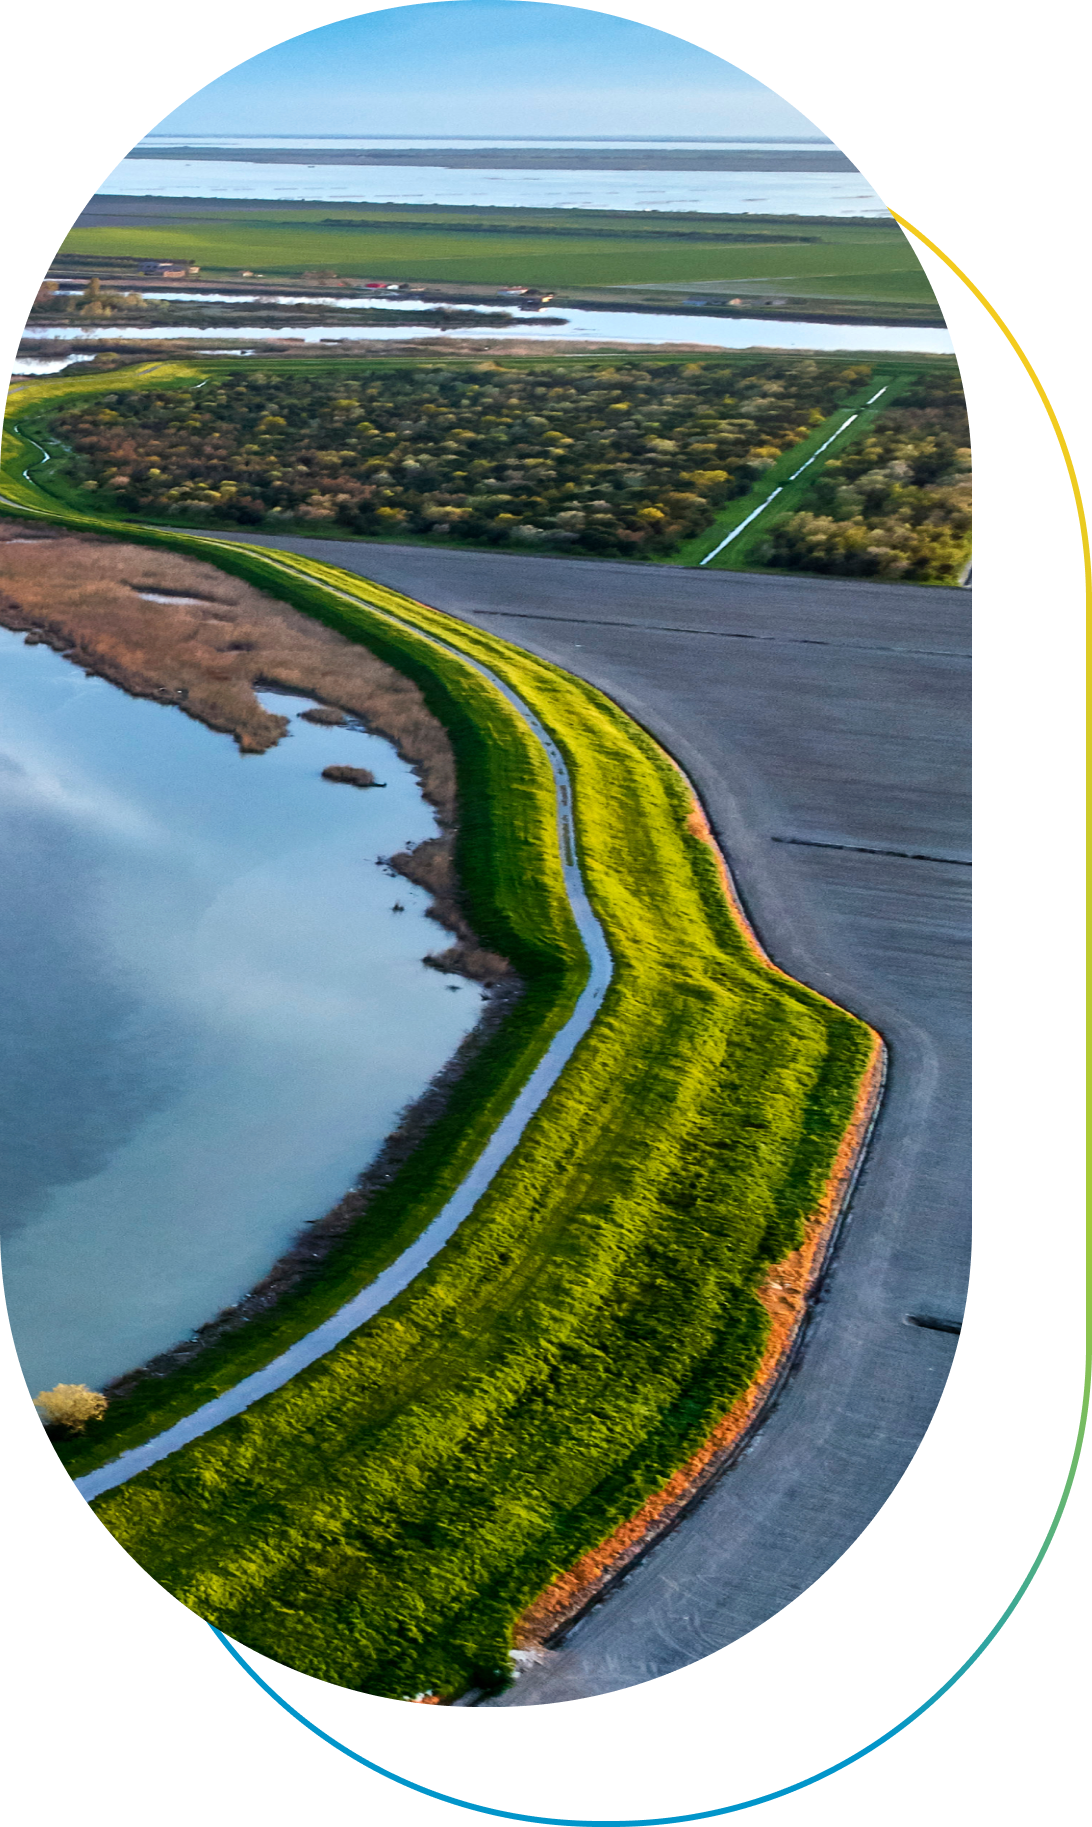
(3, 373), (588, 1464)
(3, 377), (877, 1699)
(58, 205), (939, 316)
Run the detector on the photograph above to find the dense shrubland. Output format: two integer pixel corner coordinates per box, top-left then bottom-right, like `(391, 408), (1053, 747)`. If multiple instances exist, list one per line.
(45, 358), (877, 558)
(30, 276), (148, 317)
(758, 372), (971, 582)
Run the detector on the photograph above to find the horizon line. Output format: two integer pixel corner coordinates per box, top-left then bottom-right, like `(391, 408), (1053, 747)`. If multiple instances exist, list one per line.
(140, 134), (835, 146)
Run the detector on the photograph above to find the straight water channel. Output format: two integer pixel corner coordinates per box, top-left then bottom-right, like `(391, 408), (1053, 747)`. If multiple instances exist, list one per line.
(0, 625), (483, 1396)
(19, 308), (953, 357)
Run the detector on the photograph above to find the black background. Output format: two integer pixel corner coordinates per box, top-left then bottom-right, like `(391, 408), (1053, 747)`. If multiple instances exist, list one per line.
(2, 10), (1088, 1812)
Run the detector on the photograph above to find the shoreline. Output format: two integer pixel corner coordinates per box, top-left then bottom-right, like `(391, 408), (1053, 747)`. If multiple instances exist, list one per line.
(27, 306), (568, 335)
(0, 518), (508, 977)
(0, 517), (524, 1404)
(32, 286), (945, 335)
(98, 970), (524, 1406)
(123, 147), (859, 174)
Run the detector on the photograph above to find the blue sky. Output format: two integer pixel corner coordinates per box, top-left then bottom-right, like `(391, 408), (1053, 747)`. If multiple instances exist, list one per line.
(152, 3), (826, 140)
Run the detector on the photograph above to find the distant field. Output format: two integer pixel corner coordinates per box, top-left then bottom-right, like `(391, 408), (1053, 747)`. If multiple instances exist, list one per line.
(59, 205), (937, 309)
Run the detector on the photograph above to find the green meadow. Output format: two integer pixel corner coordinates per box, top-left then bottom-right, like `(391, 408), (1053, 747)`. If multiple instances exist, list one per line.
(58, 204), (938, 312)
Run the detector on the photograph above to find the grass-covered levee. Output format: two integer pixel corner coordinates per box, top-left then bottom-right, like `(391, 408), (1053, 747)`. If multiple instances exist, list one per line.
(4, 379), (878, 1700)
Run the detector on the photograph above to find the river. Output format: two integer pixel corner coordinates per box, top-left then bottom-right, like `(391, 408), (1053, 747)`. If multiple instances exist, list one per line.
(18, 304), (954, 359)
(0, 624), (483, 1396)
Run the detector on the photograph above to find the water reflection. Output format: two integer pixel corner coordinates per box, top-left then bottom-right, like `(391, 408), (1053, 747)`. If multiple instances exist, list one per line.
(19, 308), (953, 355)
(0, 628), (483, 1393)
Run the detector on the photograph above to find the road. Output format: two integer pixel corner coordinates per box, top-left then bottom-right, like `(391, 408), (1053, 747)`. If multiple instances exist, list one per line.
(74, 568), (613, 1502)
(230, 535), (971, 1704)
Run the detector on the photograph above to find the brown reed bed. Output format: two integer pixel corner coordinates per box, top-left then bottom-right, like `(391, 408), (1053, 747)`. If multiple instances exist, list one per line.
(0, 519), (510, 986)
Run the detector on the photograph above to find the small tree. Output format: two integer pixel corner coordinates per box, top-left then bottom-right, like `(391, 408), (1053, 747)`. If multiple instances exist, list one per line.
(34, 1384), (107, 1432)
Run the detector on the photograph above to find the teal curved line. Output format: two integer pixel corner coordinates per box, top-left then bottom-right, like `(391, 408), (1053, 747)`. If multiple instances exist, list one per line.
(208, 1352), (1088, 1825)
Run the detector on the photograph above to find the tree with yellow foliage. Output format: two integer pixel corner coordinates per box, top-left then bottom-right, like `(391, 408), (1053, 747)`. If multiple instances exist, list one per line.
(34, 1384), (107, 1432)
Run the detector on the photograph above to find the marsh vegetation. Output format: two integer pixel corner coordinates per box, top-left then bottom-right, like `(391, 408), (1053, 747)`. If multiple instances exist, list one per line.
(0, 523), (506, 982)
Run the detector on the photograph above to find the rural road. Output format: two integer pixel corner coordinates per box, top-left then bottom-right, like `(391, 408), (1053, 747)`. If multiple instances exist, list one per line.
(232, 535), (971, 1704)
(73, 578), (614, 1502)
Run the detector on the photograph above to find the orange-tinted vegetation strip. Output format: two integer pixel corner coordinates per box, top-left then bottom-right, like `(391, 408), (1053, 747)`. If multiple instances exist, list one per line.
(515, 800), (885, 1651)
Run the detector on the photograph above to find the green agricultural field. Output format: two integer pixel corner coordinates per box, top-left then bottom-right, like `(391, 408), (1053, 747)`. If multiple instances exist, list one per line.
(59, 204), (938, 312)
(3, 375), (877, 1700)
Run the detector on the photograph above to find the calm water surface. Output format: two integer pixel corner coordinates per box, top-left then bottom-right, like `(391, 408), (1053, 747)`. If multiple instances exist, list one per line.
(138, 136), (841, 150)
(100, 160), (885, 216)
(0, 626), (483, 1394)
(20, 308), (953, 356)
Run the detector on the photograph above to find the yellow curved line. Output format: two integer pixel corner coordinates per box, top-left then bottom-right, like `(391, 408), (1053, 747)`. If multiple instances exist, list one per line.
(890, 223), (1089, 1234)
(891, 210), (1091, 604)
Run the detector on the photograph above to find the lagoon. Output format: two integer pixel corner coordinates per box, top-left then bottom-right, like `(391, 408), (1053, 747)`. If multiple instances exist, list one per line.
(0, 626), (483, 1396)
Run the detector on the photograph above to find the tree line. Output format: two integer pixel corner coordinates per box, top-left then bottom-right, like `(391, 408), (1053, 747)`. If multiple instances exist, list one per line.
(759, 373), (971, 582)
(49, 358), (880, 560)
